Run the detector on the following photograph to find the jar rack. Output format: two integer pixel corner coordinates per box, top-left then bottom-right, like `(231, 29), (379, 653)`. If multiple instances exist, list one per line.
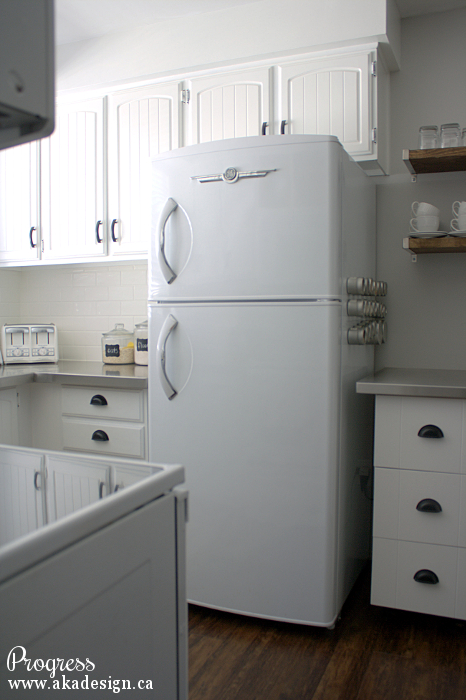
(346, 277), (388, 346)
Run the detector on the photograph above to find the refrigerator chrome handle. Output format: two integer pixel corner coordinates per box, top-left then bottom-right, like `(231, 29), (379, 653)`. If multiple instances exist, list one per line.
(156, 314), (179, 400)
(157, 198), (178, 284)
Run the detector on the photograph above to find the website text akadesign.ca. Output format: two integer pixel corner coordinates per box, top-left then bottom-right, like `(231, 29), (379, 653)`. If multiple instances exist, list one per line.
(6, 647), (154, 693)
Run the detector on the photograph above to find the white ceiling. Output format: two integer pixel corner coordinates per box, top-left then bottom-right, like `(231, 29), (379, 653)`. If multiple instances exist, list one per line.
(55, 0), (466, 46)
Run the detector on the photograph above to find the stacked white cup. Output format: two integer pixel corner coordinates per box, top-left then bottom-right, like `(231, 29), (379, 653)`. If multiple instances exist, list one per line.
(410, 201), (440, 233)
(451, 201), (466, 233)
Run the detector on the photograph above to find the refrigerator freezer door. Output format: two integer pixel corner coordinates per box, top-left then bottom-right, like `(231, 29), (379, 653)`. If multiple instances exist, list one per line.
(148, 300), (342, 626)
(150, 135), (343, 302)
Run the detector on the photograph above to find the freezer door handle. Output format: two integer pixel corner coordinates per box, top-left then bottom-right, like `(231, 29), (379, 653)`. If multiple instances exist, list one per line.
(157, 198), (178, 284)
(157, 314), (179, 400)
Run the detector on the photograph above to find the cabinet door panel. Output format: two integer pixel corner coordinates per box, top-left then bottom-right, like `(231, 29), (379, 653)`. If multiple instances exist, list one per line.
(280, 52), (372, 158)
(41, 98), (105, 260)
(0, 448), (44, 546)
(190, 67), (271, 144)
(0, 142), (40, 262)
(44, 454), (110, 522)
(107, 82), (180, 258)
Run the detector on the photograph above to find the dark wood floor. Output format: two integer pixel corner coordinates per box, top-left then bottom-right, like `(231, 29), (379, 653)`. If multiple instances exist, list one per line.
(188, 565), (466, 700)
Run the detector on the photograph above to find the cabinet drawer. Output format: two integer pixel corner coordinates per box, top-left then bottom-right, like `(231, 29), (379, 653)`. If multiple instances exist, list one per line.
(373, 467), (462, 546)
(62, 386), (144, 422)
(62, 418), (145, 459)
(372, 538), (459, 619)
(374, 395), (464, 472)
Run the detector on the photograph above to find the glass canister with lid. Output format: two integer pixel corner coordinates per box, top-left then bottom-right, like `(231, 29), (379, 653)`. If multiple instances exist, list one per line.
(134, 320), (148, 366)
(102, 323), (134, 364)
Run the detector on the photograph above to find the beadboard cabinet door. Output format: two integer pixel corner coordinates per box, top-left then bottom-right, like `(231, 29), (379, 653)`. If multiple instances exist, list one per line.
(107, 82), (181, 258)
(188, 66), (272, 144)
(0, 448), (44, 546)
(279, 50), (388, 175)
(44, 454), (110, 523)
(0, 141), (40, 262)
(41, 98), (106, 261)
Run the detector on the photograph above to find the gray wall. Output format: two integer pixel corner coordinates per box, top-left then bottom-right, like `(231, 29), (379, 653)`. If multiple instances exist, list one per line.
(374, 7), (466, 371)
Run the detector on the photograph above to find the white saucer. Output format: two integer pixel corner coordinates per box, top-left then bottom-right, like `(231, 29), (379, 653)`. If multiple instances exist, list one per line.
(449, 230), (466, 237)
(409, 231), (447, 238)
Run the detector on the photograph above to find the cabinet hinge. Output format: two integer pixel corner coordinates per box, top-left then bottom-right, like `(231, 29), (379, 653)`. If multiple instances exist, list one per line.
(16, 392), (20, 408)
(371, 61), (377, 77)
(372, 128), (377, 144)
(181, 89), (190, 104)
(41, 240), (44, 253)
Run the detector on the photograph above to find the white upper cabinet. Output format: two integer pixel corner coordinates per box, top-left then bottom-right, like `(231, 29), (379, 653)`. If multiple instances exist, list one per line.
(279, 49), (388, 175)
(0, 45), (389, 267)
(107, 82), (180, 258)
(41, 98), (106, 261)
(0, 141), (40, 262)
(189, 67), (272, 144)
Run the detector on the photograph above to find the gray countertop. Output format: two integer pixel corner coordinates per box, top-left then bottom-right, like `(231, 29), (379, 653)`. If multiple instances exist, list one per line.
(356, 367), (466, 399)
(0, 361), (148, 390)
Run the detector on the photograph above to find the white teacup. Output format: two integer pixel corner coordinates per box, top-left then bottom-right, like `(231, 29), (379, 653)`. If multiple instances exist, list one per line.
(451, 216), (466, 232)
(412, 201), (440, 217)
(410, 215), (440, 232)
(452, 201), (466, 216)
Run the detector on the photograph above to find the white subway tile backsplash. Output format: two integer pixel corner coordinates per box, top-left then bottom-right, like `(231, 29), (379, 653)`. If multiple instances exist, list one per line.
(60, 286), (87, 302)
(121, 300), (147, 317)
(84, 286), (110, 302)
(108, 285), (134, 301)
(7, 262), (150, 361)
(72, 271), (97, 287)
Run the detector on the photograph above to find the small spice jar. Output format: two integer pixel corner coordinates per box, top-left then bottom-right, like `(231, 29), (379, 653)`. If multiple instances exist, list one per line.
(134, 320), (148, 366)
(102, 323), (134, 364)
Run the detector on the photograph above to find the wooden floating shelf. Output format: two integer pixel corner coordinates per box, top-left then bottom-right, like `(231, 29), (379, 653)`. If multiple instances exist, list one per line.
(403, 236), (466, 255)
(403, 147), (466, 174)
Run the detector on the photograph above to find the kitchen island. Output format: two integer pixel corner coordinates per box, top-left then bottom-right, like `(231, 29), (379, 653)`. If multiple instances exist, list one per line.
(357, 366), (466, 622)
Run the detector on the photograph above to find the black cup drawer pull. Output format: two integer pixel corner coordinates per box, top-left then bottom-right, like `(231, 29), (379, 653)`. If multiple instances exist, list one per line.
(92, 430), (109, 442)
(90, 394), (108, 406)
(418, 424), (444, 439)
(416, 498), (442, 513)
(413, 569), (439, 585)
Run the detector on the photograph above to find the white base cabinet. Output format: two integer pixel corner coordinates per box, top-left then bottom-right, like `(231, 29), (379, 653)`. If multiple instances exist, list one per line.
(371, 394), (466, 620)
(0, 381), (148, 459)
(61, 385), (148, 459)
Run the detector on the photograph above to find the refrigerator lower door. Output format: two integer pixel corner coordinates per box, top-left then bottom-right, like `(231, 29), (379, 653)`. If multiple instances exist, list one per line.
(149, 301), (343, 626)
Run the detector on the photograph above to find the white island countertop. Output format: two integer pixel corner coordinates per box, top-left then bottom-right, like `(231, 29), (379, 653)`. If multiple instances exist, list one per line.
(0, 361), (148, 390)
(356, 367), (466, 399)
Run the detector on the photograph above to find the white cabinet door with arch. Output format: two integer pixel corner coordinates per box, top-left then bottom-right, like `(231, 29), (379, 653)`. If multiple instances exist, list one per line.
(41, 98), (106, 261)
(279, 50), (387, 174)
(0, 141), (40, 263)
(189, 67), (272, 144)
(107, 82), (181, 258)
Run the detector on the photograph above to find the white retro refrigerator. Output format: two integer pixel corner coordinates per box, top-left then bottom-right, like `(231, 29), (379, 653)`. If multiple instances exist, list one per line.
(148, 135), (376, 627)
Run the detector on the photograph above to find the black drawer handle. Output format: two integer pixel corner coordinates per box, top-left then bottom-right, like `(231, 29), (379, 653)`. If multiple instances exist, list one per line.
(92, 430), (109, 442)
(418, 424), (444, 439)
(416, 498), (442, 513)
(413, 569), (439, 585)
(90, 394), (108, 406)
